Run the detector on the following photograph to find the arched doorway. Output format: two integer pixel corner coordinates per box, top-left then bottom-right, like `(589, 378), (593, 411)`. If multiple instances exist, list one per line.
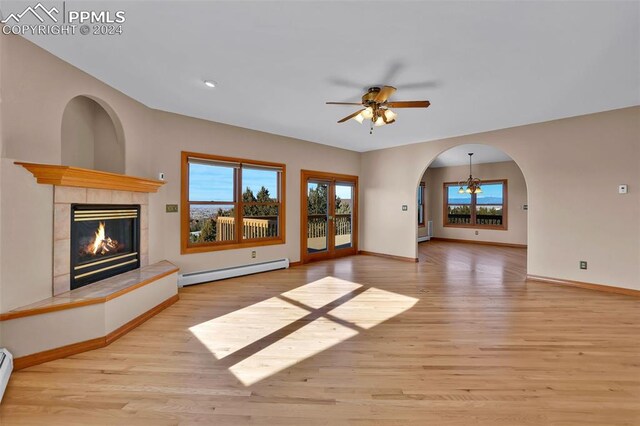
(415, 143), (528, 267)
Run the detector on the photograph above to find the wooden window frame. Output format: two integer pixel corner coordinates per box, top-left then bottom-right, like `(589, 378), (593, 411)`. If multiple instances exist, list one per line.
(443, 179), (508, 230)
(418, 181), (426, 227)
(181, 151), (286, 254)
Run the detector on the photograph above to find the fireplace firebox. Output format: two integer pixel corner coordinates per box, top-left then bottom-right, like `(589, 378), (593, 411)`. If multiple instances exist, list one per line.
(71, 204), (141, 290)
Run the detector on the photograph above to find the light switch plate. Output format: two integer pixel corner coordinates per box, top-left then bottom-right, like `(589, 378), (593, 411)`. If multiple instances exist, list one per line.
(402, 205), (408, 211)
(166, 204), (178, 213)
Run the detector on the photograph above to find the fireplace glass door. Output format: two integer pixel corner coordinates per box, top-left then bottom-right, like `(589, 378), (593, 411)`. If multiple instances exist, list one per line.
(71, 205), (140, 289)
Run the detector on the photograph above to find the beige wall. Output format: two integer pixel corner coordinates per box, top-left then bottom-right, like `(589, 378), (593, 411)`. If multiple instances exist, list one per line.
(0, 32), (4, 315)
(362, 106), (640, 290)
(0, 35), (360, 312)
(421, 161), (527, 245)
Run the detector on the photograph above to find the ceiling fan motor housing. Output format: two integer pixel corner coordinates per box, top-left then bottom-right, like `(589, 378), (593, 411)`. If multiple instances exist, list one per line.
(362, 87), (382, 104)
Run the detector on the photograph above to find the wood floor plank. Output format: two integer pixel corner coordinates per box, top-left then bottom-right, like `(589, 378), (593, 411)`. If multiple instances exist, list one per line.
(1, 241), (639, 425)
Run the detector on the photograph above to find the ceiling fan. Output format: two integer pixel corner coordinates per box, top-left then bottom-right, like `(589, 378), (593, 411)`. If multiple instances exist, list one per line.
(326, 86), (430, 134)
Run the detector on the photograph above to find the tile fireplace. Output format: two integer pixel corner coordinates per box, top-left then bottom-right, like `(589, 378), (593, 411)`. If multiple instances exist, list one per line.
(70, 204), (140, 289)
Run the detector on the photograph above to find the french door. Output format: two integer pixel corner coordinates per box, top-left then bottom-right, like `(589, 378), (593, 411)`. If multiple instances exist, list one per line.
(301, 170), (358, 263)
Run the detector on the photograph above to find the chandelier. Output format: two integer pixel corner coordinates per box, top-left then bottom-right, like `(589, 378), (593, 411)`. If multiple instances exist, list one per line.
(458, 153), (482, 194)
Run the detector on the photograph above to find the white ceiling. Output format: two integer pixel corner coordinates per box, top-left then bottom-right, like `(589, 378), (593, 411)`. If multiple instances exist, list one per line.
(429, 144), (512, 168)
(6, 1), (639, 152)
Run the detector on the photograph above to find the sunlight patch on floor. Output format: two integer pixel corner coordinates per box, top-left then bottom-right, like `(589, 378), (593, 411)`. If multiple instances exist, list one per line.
(189, 276), (418, 386)
(281, 276), (362, 309)
(229, 317), (359, 385)
(326, 287), (418, 329)
(189, 297), (310, 359)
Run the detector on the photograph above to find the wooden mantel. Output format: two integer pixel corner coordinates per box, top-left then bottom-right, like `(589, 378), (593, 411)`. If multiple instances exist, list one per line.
(15, 162), (165, 193)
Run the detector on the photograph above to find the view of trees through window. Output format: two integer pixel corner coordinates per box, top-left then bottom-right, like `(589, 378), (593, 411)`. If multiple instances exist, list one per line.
(307, 184), (352, 215)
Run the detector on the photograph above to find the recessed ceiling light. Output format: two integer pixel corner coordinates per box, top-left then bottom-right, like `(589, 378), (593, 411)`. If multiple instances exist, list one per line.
(204, 80), (217, 88)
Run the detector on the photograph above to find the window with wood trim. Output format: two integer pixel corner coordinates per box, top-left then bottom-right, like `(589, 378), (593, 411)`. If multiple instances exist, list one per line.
(417, 182), (426, 227)
(181, 152), (285, 253)
(443, 179), (507, 230)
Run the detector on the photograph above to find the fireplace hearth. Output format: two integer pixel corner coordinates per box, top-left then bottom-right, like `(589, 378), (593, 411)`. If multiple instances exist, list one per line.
(71, 204), (140, 289)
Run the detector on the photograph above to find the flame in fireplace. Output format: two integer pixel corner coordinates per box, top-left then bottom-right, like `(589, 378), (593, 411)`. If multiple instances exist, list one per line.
(89, 222), (118, 256)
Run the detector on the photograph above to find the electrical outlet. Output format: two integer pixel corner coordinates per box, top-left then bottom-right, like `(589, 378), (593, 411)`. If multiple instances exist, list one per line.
(251, 251), (256, 259)
(402, 205), (408, 211)
(165, 204), (178, 213)
(580, 261), (587, 270)
(475, 230), (479, 235)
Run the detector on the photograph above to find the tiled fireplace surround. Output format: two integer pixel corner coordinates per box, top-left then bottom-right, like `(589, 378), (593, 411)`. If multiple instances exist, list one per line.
(53, 186), (149, 295)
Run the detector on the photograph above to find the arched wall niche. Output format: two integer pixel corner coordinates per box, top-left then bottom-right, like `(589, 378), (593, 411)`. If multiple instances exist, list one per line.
(61, 95), (125, 173)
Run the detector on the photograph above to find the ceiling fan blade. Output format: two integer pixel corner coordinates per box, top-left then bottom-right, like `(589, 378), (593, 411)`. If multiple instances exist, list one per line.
(326, 102), (363, 106)
(374, 86), (396, 103)
(385, 100), (431, 108)
(337, 109), (365, 123)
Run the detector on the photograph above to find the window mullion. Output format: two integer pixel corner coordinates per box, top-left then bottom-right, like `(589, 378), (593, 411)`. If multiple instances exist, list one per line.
(235, 166), (242, 243)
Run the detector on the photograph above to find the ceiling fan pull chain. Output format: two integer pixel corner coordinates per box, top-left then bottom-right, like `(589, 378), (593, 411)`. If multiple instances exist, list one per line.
(370, 120), (373, 135)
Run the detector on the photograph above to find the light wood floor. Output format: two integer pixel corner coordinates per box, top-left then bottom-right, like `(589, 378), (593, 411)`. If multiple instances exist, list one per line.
(1, 241), (639, 425)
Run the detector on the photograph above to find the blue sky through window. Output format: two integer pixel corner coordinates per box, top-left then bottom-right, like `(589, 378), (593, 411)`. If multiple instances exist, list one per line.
(189, 164), (280, 202)
(336, 185), (352, 200)
(243, 168), (278, 199)
(448, 186), (471, 204)
(189, 163), (234, 201)
(476, 183), (503, 204)
(448, 183), (503, 204)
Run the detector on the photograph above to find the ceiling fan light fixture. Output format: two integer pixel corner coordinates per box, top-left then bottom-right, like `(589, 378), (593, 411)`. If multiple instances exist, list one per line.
(384, 109), (397, 121)
(362, 107), (374, 119)
(326, 85), (430, 133)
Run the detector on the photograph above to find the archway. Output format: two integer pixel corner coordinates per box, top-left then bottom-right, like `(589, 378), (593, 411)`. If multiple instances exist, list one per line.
(415, 143), (528, 263)
(61, 95), (125, 173)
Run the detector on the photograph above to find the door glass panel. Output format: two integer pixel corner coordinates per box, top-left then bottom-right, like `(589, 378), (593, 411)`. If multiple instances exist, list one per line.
(307, 181), (329, 253)
(334, 183), (353, 250)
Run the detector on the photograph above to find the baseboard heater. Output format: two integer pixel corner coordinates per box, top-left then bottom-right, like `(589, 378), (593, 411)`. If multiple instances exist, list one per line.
(0, 348), (13, 403)
(178, 258), (290, 287)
